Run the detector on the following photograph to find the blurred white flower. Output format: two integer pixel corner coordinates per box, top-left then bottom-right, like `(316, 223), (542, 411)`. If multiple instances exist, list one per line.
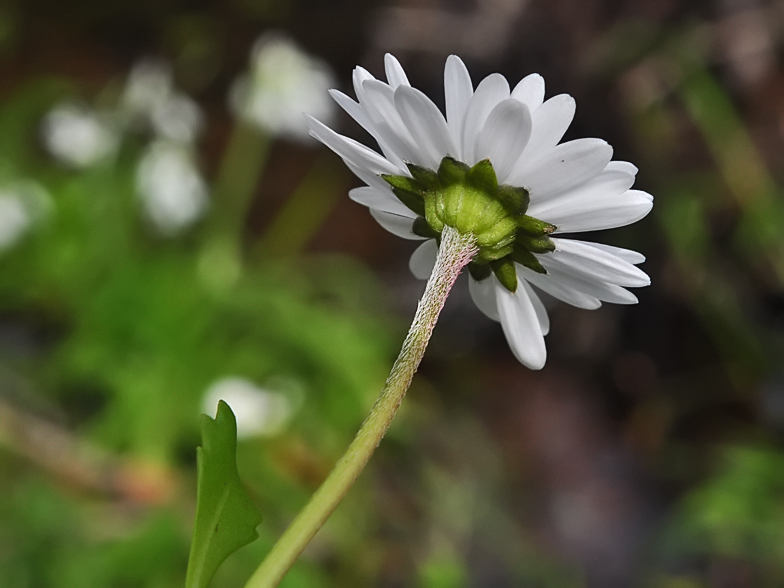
(0, 181), (52, 251)
(202, 376), (300, 439)
(136, 140), (208, 235)
(122, 59), (204, 143)
(122, 59), (174, 122)
(230, 33), (336, 141)
(41, 103), (119, 168)
(151, 92), (203, 143)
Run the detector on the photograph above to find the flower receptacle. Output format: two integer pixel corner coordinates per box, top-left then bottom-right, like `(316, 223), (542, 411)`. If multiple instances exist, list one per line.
(382, 156), (557, 293)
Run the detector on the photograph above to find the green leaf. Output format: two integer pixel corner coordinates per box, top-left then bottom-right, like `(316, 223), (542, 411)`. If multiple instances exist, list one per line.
(185, 401), (263, 588)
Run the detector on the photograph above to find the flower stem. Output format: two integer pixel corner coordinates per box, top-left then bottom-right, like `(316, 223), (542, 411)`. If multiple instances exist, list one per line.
(198, 121), (271, 292)
(244, 226), (478, 588)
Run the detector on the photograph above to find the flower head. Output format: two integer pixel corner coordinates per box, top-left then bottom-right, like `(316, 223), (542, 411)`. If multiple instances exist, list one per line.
(121, 59), (204, 144)
(136, 140), (209, 236)
(41, 102), (119, 168)
(230, 33), (336, 141)
(0, 181), (52, 252)
(306, 54), (652, 369)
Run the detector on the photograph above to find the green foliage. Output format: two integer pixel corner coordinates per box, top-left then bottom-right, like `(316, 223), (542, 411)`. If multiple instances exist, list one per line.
(664, 447), (784, 561)
(186, 401), (263, 588)
(0, 71), (394, 588)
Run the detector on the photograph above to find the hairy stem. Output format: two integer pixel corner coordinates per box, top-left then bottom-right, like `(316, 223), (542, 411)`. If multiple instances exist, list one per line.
(244, 226), (478, 588)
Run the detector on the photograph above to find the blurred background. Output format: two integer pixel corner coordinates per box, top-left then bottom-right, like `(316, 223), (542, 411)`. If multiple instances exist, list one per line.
(1, 0), (784, 586)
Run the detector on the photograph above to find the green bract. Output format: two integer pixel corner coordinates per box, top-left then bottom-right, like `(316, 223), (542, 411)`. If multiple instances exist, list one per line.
(382, 157), (556, 293)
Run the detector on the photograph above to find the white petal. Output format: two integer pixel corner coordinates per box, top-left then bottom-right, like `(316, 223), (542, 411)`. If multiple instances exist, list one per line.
(609, 161), (638, 176)
(543, 189), (654, 233)
(517, 94), (575, 165)
(409, 239), (438, 279)
(520, 279), (550, 336)
(540, 261), (639, 305)
(330, 89), (372, 129)
(369, 208), (425, 240)
(511, 74), (545, 111)
(394, 85), (456, 169)
(527, 160), (637, 216)
(352, 66), (375, 104)
(572, 240), (646, 264)
(476, 98), (532, 183)
(384, 54), (410, 88)
(306, 115), (399, 176)
(550, 239), (650, 287)
(461, 73), (510, 164)
(444, 55), (473, 159)
(349, 187), (414, 216)
(468, 274), (500, 321)
(329, 89), (407, 170)
(515, 138), (613, 199)
(344, 160), (393, 193)
(362, 80), (420, 164)
(517, 265), (602, 310)
(496, 279), (547, 370)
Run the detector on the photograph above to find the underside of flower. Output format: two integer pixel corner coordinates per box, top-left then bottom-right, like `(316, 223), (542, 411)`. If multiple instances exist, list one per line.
(383, 156), (555, 292)
(305, 53), (654, 370)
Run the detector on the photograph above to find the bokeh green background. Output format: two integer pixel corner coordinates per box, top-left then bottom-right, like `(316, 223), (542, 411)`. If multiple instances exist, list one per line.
(2, 0), (784, 586)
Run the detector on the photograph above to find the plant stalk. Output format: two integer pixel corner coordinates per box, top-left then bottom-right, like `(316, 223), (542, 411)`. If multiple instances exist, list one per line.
(244, 226), (478, 588)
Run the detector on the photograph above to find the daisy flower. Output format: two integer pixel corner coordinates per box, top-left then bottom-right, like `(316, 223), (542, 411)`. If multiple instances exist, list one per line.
(306, 54), (652, 369)
(230, 33), (337, 141)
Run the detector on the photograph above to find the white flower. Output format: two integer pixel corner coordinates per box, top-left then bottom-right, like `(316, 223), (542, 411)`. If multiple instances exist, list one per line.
(0, 193), (30, 250)
(41, 103), (119, 168)
(122, 59), (204, 143)
(0, 181), (52, 251)
(122, 59), (174, 122)
(229, 33), (336, 141)
(202, 377), (300, 439)
(136, 140), (209, 236)
(306, 54), (653, 370)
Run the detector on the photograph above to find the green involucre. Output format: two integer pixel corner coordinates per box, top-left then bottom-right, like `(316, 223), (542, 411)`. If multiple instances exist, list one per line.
(382, 156), (557, 292)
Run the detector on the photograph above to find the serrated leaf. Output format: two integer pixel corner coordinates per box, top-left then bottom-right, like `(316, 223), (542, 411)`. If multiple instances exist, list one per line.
(185, 401), (263, 588)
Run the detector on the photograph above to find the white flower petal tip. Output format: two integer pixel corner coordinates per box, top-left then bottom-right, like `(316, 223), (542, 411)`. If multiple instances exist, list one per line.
(307, 53), (652, 369)
(496, 281), (547, 370)
(511, 73), (545, 111)
(384, 54), (410, 88)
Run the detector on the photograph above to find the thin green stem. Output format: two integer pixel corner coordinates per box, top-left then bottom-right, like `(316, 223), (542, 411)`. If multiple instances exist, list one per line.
(198, 121), (271, 291)
(244, 226), (478, 588)
(254, 153), (346, 259)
